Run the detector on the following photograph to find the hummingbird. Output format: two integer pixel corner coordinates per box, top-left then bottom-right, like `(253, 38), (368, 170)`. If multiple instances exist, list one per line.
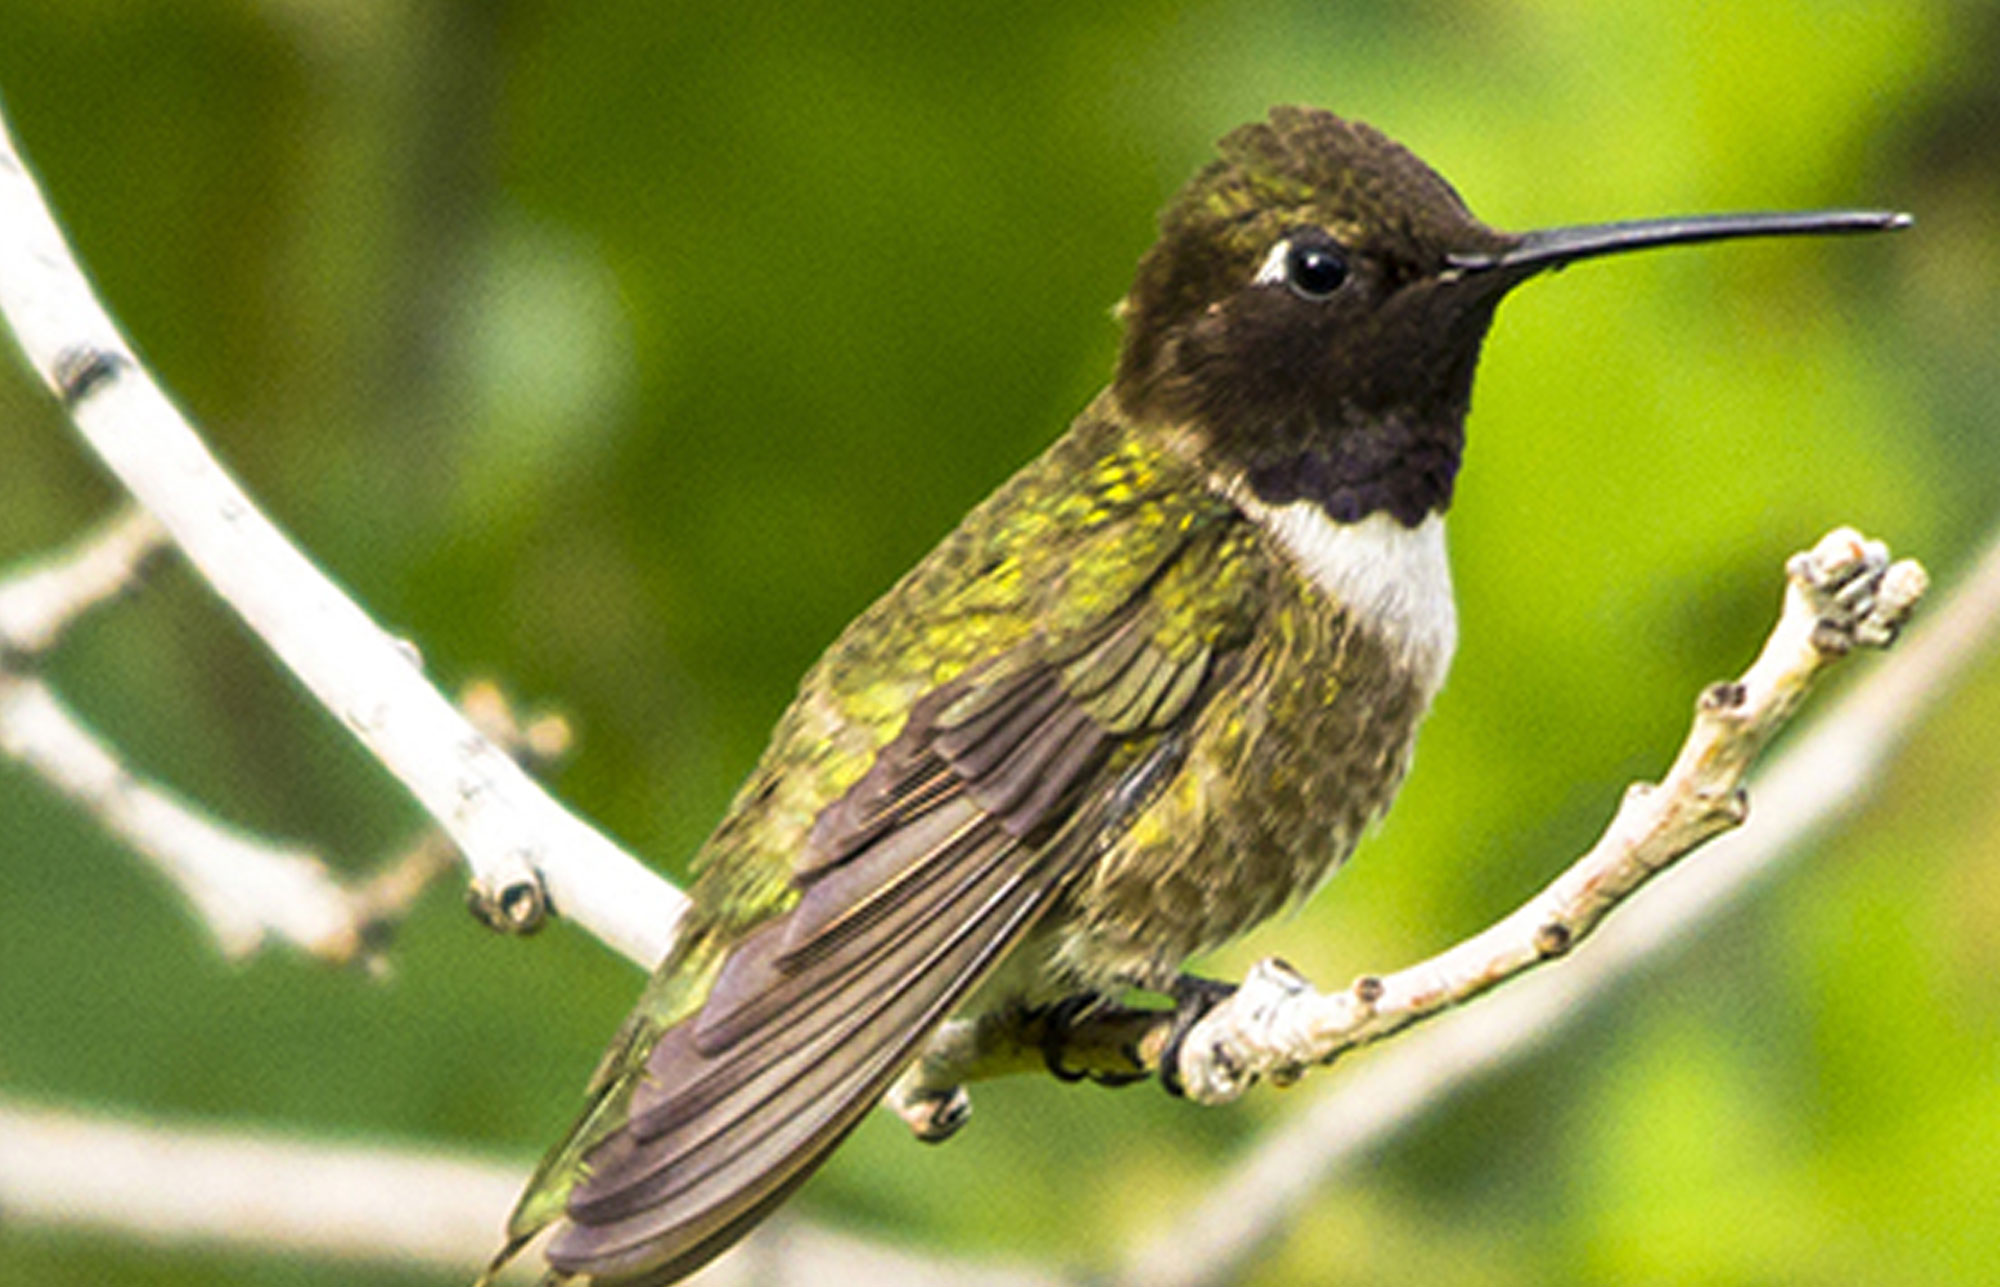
(486, 106), (1905, 1285)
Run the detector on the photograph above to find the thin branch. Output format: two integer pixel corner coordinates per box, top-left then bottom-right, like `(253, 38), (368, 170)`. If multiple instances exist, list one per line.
(890, 530), (1927, 1126)
(1105, 523), (2000, 1287)
(0, 504), (164, 658)
(0, 672), (370, 962)
(0, 103), (683, 969)
(0, 1096), (1056, 1287)
(0, 512), (367, 962)
(0, 1095), (532, 1272)
(1166, 530), (1925, 1102)
(0, 513), (480, 965)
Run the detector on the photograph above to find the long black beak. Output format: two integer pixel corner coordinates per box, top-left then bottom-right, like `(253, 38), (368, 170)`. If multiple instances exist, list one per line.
(1449, 210), (1911, 281)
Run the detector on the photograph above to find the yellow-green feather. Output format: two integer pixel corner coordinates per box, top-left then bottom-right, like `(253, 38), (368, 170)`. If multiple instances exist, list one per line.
(677, 393), (1237, 944)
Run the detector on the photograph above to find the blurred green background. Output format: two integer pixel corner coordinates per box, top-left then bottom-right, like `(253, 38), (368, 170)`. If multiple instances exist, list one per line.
(2, 1), (1997, 1284)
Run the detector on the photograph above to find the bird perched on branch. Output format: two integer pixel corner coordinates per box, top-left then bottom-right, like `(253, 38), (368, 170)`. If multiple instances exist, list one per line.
(485, 105), (1904, 1285)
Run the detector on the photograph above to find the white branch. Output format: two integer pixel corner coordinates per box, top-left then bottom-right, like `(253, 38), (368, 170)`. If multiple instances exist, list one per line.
(0, 505), (163, 653)
(0, 1098), (520, 1270)
(1111, 524), (2000, 1287)
(1167, 530), (1925, 1103)
(0, 513), (374, 962)
(0, 1097), (1055, 1287)
(0, 673), (368, 962)
(0, 106), (682, 970)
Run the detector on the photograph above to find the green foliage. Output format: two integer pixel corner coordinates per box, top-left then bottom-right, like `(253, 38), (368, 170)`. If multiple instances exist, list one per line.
(2, 1), (1996, 1283)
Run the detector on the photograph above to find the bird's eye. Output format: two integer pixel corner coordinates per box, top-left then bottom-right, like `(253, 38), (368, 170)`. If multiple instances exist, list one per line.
(1284, 241), (1349, 299)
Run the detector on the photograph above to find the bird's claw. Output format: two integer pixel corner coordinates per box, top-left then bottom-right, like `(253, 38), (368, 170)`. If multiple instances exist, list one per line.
(897, 1084), (973, 1143)
(1036, 995), (1148, 1088)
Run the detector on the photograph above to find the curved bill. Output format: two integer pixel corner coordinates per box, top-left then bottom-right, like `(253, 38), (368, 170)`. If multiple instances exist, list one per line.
(1449, 209), (1911, 278)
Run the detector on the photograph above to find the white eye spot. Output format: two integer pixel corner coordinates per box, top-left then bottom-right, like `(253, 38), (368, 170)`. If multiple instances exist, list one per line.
(1253, 239), (1291, 286)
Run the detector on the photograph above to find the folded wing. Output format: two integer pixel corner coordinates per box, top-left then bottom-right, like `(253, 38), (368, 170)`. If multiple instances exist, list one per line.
(543, 602), (1223, 1285)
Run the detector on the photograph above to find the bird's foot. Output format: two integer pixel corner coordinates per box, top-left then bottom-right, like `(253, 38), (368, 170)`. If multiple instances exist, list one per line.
(1036, 994), (1149, 1088)
(893, 1082), (973, 1144)
(1159, 973), (1238, 1099)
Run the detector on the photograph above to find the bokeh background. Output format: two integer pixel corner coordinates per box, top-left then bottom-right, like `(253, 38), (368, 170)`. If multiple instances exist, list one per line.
(2, 2), (1997, 1284)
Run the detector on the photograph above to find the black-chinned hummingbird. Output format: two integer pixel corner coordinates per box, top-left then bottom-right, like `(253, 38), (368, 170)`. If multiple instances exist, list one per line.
(486, 106), (1905, 1285)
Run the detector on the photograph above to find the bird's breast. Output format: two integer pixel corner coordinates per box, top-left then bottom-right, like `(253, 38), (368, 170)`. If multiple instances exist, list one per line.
(1224, 493), (1457, 705)
(1044, 500), (1456, 994)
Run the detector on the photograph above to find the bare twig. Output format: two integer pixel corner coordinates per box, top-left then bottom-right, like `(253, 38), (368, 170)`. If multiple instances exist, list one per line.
(0, 505), (164, 658)
(0, 512), (367, 962)
(0, 672), (369, 962)
(1106, 524), (2000, 1287)
(0, 1095), (533, 1271)
(890, 530), (1927, 1128)
(0, 1097), (1056, 1287)
(5, 524), (1978, 1287)
(0, 520), (556, 966)
(1167, 529), (1924, 1102)
(0, 104), (683, 969)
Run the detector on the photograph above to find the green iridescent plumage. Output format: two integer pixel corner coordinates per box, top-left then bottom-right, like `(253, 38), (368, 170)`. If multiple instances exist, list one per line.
(495, 396), (1279, 1277)
(688, 397), (1247, 937)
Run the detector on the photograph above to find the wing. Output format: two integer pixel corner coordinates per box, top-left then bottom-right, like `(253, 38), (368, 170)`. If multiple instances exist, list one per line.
(542, 595), (1236, 1283)
(499, 404), (1257, 1285)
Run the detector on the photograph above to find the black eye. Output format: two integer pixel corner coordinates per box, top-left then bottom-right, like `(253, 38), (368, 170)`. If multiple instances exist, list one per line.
(1284, 241), (1349, 299)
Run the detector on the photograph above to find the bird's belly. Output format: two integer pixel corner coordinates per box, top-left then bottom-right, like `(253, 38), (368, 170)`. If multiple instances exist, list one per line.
(1047, 584), (1438, 994)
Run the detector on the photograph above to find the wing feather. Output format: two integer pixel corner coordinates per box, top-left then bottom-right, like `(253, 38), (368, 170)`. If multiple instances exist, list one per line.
(773, 793), (986, 968)
(548, 807), (1081, 1281)
(539, 518), (1246, 1285)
